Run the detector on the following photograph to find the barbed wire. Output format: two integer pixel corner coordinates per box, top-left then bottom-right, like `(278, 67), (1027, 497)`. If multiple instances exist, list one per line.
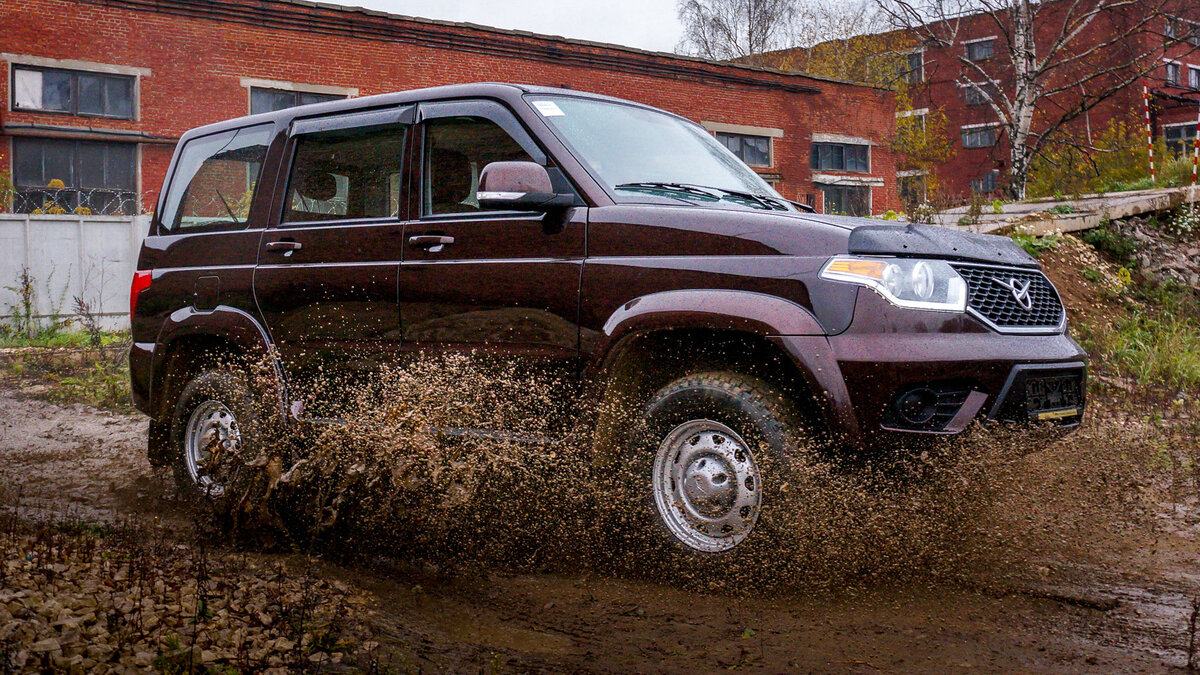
(5, 187), (151, 216)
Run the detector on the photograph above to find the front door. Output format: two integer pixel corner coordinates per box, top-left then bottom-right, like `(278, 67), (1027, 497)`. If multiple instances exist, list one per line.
(254, 106), (413, 411)
(398, 99), (585, 384)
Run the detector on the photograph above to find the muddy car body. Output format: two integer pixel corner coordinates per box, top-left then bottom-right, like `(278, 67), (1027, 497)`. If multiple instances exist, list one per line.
(129, 83), (1086, 554)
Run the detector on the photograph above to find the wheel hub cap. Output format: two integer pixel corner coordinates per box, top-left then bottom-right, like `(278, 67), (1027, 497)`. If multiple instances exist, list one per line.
(652, 419), (761, 553)
(184, 400), (241, 496)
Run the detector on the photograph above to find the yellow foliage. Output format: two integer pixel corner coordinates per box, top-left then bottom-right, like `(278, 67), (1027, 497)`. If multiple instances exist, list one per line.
(46, 178), (66, 189)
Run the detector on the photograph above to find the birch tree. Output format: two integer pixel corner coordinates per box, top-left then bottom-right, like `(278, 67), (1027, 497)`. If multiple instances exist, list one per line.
(872, 0), (1198, 199)
(676, 0), (798, 63)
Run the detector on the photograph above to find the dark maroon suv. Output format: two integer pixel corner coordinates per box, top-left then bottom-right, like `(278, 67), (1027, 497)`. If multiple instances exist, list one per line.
(129, 83), (1086, 556)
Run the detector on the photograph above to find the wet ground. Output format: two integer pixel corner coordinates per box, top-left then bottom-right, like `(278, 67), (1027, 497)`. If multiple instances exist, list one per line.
(1, 388), (1198, 673)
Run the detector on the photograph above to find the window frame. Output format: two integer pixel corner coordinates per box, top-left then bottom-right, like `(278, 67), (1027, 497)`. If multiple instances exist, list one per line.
(1190, 65), (1200, 91)
(903, 49), (925, 85)
(10, 64), (137, 120)
(275, 105), (416, 228)
(10, 137), (139, 214)
(961, 123), (999, 149)
(1164, 122), (1199, 155)
(810, 141), (871, 174)
(815, 182), (871, 217)
(713, 131), (773, 168)
(1165, 61), (1181, 86)
(157, 123), (276, 234)
(970, 170), (1000, 194)
(249, 85), (348, 115)
(963, 37), (996, 62)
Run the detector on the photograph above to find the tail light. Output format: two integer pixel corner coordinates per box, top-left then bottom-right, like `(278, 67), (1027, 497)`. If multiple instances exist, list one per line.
(130, 271), (152, 323)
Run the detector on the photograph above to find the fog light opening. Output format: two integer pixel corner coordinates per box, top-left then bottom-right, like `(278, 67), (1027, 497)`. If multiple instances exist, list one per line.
(895, 388), (939, 426)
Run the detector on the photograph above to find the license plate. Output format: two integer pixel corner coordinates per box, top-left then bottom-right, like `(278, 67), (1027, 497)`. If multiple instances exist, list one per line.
(1025, 373), (1082, 419)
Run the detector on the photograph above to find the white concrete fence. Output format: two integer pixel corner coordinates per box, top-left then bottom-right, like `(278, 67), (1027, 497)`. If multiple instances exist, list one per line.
(0, 214), (149, 332)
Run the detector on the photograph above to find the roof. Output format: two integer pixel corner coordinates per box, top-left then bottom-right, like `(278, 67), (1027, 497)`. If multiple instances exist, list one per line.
(94, 0), (892, 94)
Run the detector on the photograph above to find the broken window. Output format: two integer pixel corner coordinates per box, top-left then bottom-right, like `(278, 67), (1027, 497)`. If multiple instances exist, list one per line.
(12, 66), (134, 119)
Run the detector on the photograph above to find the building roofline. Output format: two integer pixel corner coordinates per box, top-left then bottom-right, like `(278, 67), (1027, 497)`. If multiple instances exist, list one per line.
(77, 0), (896, 95)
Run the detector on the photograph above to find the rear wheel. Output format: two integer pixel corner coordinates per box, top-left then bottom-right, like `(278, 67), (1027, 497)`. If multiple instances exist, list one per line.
(627, 371), (805, 558)
(171, 369), (256, 497)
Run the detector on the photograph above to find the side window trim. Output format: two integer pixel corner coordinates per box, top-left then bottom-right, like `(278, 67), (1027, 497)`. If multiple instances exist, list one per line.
(416, 100), (546, 164)
(274, 107), (412, 227)
(290, 105), (415, 136)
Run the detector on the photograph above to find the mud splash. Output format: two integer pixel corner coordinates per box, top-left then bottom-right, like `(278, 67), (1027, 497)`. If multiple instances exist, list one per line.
(208, 353), (1175, 595)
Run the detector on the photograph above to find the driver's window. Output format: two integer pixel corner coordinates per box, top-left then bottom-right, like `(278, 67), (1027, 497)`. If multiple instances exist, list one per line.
(422, 116), (532, 216)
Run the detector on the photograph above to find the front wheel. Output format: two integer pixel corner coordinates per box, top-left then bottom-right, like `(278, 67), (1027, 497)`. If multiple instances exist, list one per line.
(627, 371), (806, 558)
(170, 369), (256, 497)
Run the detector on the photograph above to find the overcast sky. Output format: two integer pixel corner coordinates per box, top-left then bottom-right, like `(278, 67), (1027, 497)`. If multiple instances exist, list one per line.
(348, 0), (685, 53)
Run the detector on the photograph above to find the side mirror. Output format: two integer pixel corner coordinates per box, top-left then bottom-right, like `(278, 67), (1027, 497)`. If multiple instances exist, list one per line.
(477, 161), (575, 211)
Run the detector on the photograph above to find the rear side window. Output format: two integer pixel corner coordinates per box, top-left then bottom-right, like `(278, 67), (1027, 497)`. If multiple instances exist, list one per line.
(283, 125), (406, 223)
(159, 124), (273, 233)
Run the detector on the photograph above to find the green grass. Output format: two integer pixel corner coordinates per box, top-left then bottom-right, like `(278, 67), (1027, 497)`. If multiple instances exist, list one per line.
(1081, 312), (1200, 391)
(0, 329), (129, 349)
(1, 348), (132, 412)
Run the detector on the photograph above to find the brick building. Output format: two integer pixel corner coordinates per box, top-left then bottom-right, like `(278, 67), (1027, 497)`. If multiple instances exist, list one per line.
(1, 0), (901, 217)
(761, 2), (1200, 203)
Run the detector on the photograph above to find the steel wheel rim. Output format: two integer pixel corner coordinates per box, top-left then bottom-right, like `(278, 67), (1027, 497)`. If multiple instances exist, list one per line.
(652, 419), (761, 553)
(183, 399), (240, 496)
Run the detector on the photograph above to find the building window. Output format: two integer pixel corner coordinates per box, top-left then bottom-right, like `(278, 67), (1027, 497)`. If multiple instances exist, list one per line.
(962, 125), (998, 148)
(962, 82), (999, 106)
(250, 87), (346, 115)
(903, 51), (924, 84)
(817, 183), (869, 216)
(811, 142), (870, 173)
(1165, 124), (1198, 155)
(11, 138), (137, 214)
(970, 171), (1000, 194)
(965, 39), (995, 62)
(1168, 17), (1200, 47)
(1166, 62), (1181, 86)
(11, 66), (135, 119)
(716, 131), (772, 167)
(1190, 66), (1200, 90)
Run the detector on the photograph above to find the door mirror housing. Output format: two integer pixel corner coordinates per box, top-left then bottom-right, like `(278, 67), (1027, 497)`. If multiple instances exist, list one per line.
(477, 161), (575, 211)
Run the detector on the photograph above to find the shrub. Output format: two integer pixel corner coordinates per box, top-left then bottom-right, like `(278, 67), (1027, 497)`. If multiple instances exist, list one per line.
(1010, 232), (1061, 258)
(1082, 223), (1138, 265)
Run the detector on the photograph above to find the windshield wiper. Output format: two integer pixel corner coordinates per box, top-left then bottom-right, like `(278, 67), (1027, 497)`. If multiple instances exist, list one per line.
(617, 182), (789, 211)
(615, 182), (722, 200)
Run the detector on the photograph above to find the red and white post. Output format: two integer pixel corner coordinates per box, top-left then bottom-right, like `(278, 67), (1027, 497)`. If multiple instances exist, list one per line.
(1192, 101), (1199, 185)
(1144, 81), (1156, 184)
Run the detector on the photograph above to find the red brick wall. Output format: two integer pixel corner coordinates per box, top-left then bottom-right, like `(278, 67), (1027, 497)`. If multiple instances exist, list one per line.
(0, 0), (901, 214)
(902, 3), (1200, 200)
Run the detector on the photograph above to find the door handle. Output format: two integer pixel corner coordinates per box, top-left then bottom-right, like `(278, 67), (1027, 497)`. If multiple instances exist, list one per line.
(408, 235), (455, 252)
(265, 240), (303, 255)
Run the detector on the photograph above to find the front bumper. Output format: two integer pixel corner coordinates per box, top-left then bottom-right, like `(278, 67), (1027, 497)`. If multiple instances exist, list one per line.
(775, 291), (1088, 449)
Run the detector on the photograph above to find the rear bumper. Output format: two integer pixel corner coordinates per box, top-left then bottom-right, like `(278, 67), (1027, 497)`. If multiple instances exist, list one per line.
(129, 341), (155, 416)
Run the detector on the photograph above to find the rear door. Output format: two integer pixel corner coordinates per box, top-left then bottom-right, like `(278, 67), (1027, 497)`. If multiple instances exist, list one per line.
(253, 106), (413, 409)
(398, 99), (585, 375)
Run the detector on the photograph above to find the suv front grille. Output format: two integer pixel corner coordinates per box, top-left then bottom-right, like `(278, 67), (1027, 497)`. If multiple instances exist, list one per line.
(952, 264), (1064, 331)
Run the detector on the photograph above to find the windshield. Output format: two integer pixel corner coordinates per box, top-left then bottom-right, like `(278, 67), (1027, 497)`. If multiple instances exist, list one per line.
(527, 96), (791, 210)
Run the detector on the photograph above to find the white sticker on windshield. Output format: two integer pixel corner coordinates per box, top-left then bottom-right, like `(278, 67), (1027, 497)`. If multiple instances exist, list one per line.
(532, 100), (565, 117)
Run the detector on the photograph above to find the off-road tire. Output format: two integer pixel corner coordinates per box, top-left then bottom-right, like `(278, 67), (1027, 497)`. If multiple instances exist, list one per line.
(620, 371), (807, 562)
(170, 368), (258, 498)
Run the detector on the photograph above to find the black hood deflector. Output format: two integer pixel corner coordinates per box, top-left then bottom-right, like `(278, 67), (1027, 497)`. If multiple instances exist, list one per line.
(847, 223), (1038, 268)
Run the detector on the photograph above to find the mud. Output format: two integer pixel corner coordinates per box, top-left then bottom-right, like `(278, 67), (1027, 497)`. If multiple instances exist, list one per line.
(2, 379), (1198, 672)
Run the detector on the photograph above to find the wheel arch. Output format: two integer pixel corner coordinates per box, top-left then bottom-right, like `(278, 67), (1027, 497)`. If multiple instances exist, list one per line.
(149, 306), (285, 422)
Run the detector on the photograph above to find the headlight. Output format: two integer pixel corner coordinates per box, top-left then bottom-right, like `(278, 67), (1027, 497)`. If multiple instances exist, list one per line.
(819, 256), (967, 312)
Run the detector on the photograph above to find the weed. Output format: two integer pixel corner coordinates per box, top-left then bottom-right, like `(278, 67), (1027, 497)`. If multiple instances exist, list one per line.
(72, 295), (103, 347)
(1082, 224), (1138, 265)
(1047, 204), (1076, 215)
(1011, 232), (1062, 258)
(1082, 312), (1200, 391)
